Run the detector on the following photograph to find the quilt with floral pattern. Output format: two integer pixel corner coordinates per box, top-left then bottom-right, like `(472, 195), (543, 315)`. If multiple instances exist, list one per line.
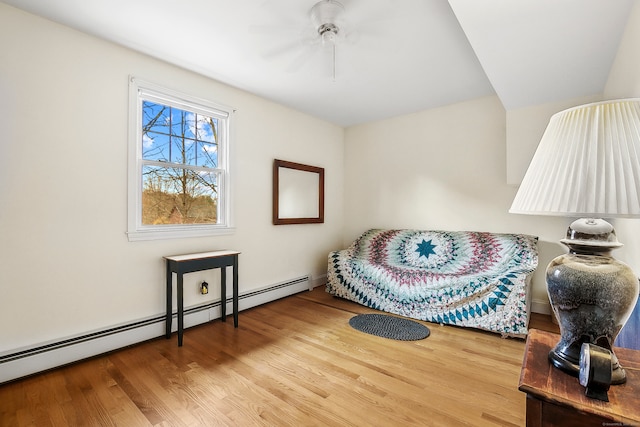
(326, 229), (539, 337)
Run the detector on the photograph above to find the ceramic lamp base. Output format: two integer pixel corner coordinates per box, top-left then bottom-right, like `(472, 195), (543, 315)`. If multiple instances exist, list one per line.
(545, 219), (639, 385)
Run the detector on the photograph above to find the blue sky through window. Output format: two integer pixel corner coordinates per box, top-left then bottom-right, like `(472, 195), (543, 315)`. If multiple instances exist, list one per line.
(142, 100), (218, 168)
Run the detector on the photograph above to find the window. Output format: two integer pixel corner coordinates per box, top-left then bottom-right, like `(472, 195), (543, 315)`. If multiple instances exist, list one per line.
(127, 77), (233, 241)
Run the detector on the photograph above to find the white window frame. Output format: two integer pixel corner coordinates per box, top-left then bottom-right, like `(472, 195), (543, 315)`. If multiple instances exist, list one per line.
(127, 77), (234, 241)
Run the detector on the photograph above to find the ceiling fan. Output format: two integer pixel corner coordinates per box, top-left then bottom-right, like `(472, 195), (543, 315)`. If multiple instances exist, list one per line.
(310, 0), (345, 80)
(310, 0), (345, 46)
(259, 0), (354, 80)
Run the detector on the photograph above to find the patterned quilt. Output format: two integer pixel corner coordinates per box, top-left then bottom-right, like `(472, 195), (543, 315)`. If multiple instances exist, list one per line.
(327, 229), (539, 337)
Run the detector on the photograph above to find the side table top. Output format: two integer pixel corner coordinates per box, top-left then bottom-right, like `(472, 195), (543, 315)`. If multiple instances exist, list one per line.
(164, 250), (241, 262)
(519, 329), (640, 425)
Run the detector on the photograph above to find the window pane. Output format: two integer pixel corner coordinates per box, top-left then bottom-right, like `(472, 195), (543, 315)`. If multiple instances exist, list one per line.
(171, 109), (192, 138)
(185, 112), (198, 140)
(142, 101), (170, 134)
(197, 115), (217, 143)
(142, 131), (170, 161)
(170, 136), (197, 165)
(142, 165), (218, 225)
(198, 142), (218, 167)
(143, 101), (219, 167)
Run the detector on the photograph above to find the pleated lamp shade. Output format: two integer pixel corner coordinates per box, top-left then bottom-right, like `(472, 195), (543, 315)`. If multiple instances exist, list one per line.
(510, 99), (640, 218)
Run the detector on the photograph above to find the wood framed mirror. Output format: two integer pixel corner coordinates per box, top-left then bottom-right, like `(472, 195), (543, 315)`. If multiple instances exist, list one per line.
(273, 159), (324, 225)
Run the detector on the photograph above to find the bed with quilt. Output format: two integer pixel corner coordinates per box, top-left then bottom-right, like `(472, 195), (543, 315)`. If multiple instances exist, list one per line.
(326, 229), (539, 337)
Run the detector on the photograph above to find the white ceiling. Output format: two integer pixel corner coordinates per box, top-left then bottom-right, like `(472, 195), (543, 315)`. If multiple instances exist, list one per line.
(1, 0), (635, 126)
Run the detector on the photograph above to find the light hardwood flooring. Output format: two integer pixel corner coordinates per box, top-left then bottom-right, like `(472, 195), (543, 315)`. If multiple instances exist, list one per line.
(0, 287), (558, 426)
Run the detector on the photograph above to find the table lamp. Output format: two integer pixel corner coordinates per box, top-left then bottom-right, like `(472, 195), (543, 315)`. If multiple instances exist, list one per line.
(510, 99), (640, 384)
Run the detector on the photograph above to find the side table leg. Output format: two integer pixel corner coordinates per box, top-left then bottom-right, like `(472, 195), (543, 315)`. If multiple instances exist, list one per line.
(177, 273), (184, 347)
(233, 256), (239, 328)
(220, 267), (226, 322)
(165, 262), (172, 339)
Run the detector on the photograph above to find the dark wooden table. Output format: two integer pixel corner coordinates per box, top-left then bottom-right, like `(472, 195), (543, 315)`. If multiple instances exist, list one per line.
(164, 250), (240, 346)
(519, 329), (640, 427)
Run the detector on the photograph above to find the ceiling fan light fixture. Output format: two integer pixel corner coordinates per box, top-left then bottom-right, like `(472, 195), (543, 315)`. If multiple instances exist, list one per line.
(319, 23), (338, 45)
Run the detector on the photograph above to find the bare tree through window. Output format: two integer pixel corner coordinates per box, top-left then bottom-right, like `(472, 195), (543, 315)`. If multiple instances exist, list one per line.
(140, 101), (220, 225)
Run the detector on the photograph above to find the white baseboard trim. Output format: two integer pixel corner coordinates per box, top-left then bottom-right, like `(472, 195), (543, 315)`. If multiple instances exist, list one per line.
(0, 276), (310, 384)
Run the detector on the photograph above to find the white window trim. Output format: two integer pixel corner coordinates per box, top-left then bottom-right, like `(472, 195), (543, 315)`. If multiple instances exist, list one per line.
(126, 76), (235, 241)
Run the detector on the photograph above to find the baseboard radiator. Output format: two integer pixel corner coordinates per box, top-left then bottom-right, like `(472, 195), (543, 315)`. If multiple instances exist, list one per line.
(531, 298), (552, 315)
(0, 276), (311, 384)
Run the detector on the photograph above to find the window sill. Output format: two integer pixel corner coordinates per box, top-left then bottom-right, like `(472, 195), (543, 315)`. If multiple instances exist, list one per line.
(126, 226), (236, 242)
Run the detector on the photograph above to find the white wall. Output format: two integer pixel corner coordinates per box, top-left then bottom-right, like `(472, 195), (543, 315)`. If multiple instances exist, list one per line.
(343, 96), (570, 310)
(0, 4), (344, 354)
(604, 0), (640, 99)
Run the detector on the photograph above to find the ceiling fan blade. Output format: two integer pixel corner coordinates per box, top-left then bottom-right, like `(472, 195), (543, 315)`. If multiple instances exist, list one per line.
(262, 39), (307, 60)
(340, 0), (399, 44)
(285, 44), (320, 73)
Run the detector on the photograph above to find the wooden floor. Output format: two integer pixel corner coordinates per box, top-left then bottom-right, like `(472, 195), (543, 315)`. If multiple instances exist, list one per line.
(0, 287), (558, 426)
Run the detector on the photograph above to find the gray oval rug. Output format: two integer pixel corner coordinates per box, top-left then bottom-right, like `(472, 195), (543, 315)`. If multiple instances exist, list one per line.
(349, 313), (430, 341)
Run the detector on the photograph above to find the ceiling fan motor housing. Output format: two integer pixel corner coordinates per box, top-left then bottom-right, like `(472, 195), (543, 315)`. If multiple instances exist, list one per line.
(311, 0), (344, 36)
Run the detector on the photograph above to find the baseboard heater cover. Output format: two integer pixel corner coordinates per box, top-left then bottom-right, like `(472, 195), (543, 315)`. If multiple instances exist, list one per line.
(0, 276), (310, 384)
(531, 298), (552, 315)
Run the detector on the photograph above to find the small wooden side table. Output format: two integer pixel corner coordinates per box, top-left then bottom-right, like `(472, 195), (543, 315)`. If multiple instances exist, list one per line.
(164, 250), (240, 346)
(519, 329), (640, 427)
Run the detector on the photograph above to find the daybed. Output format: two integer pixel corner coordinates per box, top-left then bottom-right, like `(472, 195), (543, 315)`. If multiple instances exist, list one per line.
(326, 229), (539, 337)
